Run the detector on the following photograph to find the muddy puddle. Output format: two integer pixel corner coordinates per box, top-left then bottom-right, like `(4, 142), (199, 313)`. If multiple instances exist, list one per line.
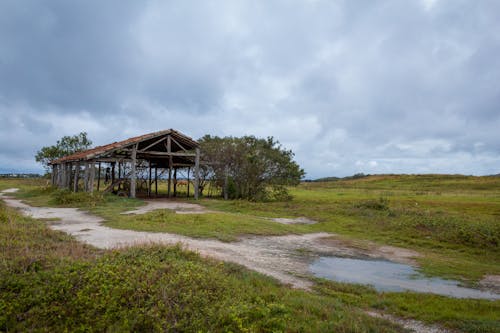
(311, 256), (500, 300)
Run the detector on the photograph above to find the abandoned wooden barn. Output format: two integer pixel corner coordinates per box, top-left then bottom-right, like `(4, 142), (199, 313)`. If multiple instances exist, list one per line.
(50, 129), (201, 199)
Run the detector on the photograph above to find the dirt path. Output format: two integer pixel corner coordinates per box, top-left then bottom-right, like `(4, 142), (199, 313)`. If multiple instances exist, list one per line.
(1, 189), (423, 290)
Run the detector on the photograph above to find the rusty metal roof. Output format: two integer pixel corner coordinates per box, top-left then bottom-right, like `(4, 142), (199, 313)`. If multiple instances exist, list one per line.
(51, 129), (198, 164)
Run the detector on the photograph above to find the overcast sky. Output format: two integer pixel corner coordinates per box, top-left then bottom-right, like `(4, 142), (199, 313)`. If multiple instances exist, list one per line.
(1, 0), (499, 178)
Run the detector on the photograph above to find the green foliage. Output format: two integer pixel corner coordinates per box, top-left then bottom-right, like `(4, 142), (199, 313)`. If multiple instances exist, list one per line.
(315, 279), (500, 333)
(103, 209), (304, 242)
(200, 175), (500, 281)
(35, 132), (92, 171)
(199, 135), (305, 201)
(354, 197), (389, 211)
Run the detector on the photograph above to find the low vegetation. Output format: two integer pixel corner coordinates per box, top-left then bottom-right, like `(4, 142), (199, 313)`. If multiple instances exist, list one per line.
(1, 175), (499, 331)
(0, 201), (402, 332)
(201, 174), (500, 281)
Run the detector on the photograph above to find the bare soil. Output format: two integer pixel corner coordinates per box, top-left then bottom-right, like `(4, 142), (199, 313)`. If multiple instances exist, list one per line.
(121, 199), (211, 215)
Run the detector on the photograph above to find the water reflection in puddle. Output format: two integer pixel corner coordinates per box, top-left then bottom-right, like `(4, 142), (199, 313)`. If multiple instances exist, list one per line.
(310, 257), (499, 300)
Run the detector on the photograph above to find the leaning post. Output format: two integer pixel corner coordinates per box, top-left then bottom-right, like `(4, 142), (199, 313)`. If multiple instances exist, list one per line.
(73, 162), (80, 192)
(194, 147), (200, 200)
(89, 162), (95, 193)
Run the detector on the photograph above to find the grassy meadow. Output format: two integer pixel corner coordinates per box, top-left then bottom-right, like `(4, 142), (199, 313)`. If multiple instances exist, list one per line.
(1, 174), (499, 332)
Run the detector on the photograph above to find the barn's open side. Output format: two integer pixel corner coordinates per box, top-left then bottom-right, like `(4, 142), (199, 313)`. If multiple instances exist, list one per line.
(50, 129), (201, 199)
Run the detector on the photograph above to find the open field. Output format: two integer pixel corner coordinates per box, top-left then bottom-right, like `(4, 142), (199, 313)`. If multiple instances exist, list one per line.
(1, 175), (499, 332)
(0, 196), (403, 332)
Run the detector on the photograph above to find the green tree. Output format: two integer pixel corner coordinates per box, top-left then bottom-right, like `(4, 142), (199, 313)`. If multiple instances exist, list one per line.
(199, 135), (304, 201)
(35, 132), (92, 171)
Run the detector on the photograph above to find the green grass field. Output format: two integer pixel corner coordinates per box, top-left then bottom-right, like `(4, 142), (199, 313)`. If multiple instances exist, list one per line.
(1, 174), (499, 332)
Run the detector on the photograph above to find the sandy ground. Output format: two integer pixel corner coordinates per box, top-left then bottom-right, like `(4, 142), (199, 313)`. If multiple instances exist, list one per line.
(366, 311), (449, 333)
(271, 217), (317, 224)
(1, 188), (488, 332)
(121, 199), (211, 215)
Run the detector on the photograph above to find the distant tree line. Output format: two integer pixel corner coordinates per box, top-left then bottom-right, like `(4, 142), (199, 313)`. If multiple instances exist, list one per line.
(0, 173), (42, 178)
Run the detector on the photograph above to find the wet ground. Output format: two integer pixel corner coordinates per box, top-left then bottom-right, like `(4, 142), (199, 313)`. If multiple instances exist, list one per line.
(311, 256), (500, 299)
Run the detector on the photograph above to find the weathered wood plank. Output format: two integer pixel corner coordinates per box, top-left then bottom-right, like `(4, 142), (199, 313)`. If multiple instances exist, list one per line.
(73, 162), (80, 192)
(97, 162), (101, 191)
(89, 163), (95, 193)
(194, 148), (200, 200)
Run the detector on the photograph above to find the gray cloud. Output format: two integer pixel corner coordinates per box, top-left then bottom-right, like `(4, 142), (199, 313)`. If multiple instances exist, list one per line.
(0, 0), (499, 177)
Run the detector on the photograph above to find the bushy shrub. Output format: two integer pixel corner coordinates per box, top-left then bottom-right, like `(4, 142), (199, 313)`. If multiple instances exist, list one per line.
(50, 189), (105, 207)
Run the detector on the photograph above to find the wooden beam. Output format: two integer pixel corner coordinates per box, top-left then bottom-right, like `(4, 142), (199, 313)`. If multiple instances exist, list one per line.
(139, 151), (196, 157)
(194, 148), (200, 200)
(130, 144), (137, 198)
(170, 136), (189, 152)
(138, 136), (168, 152)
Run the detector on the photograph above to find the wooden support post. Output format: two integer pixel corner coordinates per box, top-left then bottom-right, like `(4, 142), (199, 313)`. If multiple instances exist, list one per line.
(97, 162), (101, 191)
(51, 165), (56, 186)
(194, 147), (200, 200)
(60, 163), (66, 189)
(118, 161), (122, 190)
(155, 167), (158, 195)
(130, 144), (137, 198)
(54, 165), (58, 187)
(83, 163), (89, 192)
(73, 162), (80, 192)
(173, 168), (177, 197)
(66, 163), (70, 189)
(67, 163), (72, 189)
(167, 136), (172, 198)
(111, 162), (116, 184)
(167, 167), (172, 197)
(187, 167), (190, 198)
(148, 162), (152, 197)
(89, 163), (95, 193)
